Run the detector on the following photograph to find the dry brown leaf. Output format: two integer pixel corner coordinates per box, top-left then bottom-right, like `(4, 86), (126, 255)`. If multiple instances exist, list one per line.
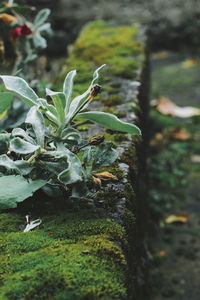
(0, 13), (17, 25)
(92, 176), (101, 185)
(156, 96), (200, 118)
(170, 128), (190, 140)
(159, 250), (167, 257)
(151, 51), (170, 59)
(191, 155), (200, 163)
(182, 58), (198, 68)
(150, 132), (165, 146)
(165, 213), (190, 224)
(93, 172), (117, 180)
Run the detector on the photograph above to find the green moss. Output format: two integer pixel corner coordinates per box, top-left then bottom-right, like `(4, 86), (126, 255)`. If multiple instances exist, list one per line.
(0, 210), (127, 300)
(102, 95), (122, 106)
(58, 20), (144, 93)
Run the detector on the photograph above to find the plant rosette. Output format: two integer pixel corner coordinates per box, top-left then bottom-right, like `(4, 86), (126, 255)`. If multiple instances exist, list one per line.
(0, 65), (141, 210)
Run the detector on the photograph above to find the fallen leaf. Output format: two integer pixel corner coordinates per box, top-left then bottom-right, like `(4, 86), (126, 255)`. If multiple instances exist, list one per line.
(165, 213), (190, 224)
(170, 128), (190, 140)
(93, 172), (117, 180)
(82, 250), (91, 255)
(191, 155), (200, 163)
(92, 176), (101, 185)
(156, 96), (200, 118)
(23, 219), (42, 232)
(159, 250), (167, 257)
(151, 51), (170, 59)
(150, 132), (164, 146)
(182, 58), (198, 68)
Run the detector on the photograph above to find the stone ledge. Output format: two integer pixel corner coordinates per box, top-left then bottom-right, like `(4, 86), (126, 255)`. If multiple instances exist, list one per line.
(0, 21), (148, 300)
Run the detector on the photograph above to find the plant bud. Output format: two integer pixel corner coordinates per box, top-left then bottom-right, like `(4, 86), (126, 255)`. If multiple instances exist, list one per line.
(89, 135), (104, 146)
(90, 84), (101, 97)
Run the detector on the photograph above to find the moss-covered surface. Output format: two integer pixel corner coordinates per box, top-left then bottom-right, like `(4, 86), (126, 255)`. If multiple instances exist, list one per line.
(0, 21), (146, 299)
(0, 210), (127, 300)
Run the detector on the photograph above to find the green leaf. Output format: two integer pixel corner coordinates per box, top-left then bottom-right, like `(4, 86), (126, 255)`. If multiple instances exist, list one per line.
(0, 76), (38, 106)
(0, 92), (14, 115)
(33, 8), (51, 28)
(25, 106), (45, 147)
(0, 175), (47, 210)
(63, 70), (76, 114)
(92, 142), (118, 170)
(46, 89), (65, 123)
(66, 64), (106, 122)
(33, 34), (47, 49)
(43, 147), (83, 185)
(0, 155), (33, 175)
(0, 154), (17, 172)
(76, 111), (141, 135)
(12, 128), (34, 144)
(38, 98), (59, 125)
(61, 127), (81, 142)
(10, 137), (40, 154)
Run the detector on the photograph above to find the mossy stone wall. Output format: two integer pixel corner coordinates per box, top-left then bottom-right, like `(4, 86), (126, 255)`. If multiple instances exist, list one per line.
(0, 21), (148, 299)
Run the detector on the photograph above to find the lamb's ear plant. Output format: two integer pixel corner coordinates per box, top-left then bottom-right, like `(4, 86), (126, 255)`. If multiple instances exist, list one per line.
(0, 65), (141, 210)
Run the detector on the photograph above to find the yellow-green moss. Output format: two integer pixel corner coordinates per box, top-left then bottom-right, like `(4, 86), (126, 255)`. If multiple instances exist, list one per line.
(0, 210), (127, 300)
(58, 20), (144, 94)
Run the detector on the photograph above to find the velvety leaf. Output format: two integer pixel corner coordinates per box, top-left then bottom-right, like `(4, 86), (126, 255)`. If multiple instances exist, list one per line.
(92, 142), (118, 170)
(38, 23), (52, 34)
(14, 160), (33, 175)
(61, 127), (81, 141)
(0, 175), (47, 209)
(33, 34), (47, 49)
(25, 106), (45, 147)
(10, 137), (40, 154)
(0, 92), (14, 115)
(76, 111), (141, 135)
(0, 155), (33, 175)
(63, 70), (76, 114)
(0, 76), (38, 106)
(12, 128), (34, 144)
(38, 98), (59, 125)
(53, 148), (83, 185)
(0, 154), (17, 172)
(33, 8), (50, 28)
(66, 64), (106, 122)
(46, 89), (65, 123)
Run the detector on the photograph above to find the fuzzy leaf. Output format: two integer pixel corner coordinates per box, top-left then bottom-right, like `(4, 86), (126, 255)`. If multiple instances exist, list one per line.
(0, 176), (47, 210)
(25, 106), (45, 147)
(0, 76), (38, 106)
(33, 34), (47, 49)
(33, 8), (50, 28)
(38, 98), (59, 125)
(0, 92), (14, 116)
(76, 111), (141, 135)
(46, 89), (65, 123)
(66, 64), (106, 122)
(63, 70), (76, 114)
(92, 143), (118, 170)
(10, 137), (40, 154)
(12, 128), (34, 144)
(0, 154), (17, 172)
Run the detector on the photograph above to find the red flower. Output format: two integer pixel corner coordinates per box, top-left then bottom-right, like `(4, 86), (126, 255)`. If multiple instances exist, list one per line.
(11, 24), (32, 40)
(21, 24), (32, 35)
(11, 26), (22, 40)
